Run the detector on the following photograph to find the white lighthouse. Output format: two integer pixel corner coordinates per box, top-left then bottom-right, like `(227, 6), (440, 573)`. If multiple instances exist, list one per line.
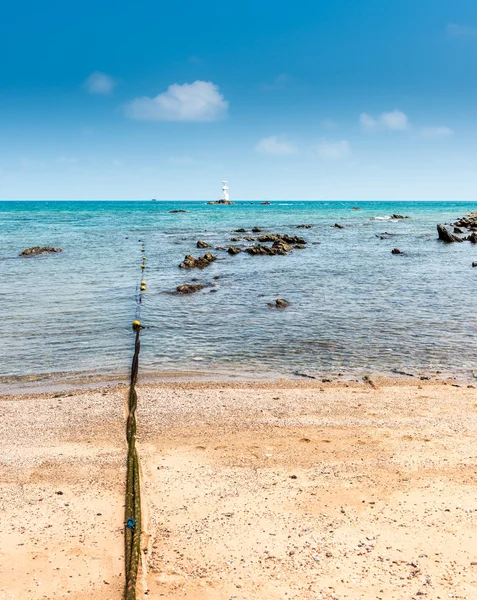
(220, 180), (229, 202)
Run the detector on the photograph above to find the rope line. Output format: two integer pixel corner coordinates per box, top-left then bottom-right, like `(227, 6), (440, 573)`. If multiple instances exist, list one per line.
(124, 244), (146, 599)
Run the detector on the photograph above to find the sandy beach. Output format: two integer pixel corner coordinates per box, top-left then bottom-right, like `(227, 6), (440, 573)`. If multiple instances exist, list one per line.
(2, 379), (477, 599)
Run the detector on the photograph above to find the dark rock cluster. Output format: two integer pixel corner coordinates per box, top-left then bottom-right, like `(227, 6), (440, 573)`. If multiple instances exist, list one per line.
(20, 246), (63, 257)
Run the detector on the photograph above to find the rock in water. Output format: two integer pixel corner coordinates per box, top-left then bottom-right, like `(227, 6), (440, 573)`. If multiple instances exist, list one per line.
(391, 214), (409, 219)
(333, 223), (345, 229)
(468, 233), (477, 243)
(169, 209), (186, 213)
(472, 262), (477, 268)
(196, 240), (210, 248)
(267, 298), (291, 308)
(437, 224), (464, 243)
(179, 252), (217, 268)
(20, 246), (63, 257)
(227, 247), (241, 255)
(391, 248), (402, 254)
(454, 227), (464, 234)
(175, 284), (205, 294)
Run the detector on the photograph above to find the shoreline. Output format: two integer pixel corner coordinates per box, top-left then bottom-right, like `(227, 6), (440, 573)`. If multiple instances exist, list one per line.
(2, 379), (477, 598)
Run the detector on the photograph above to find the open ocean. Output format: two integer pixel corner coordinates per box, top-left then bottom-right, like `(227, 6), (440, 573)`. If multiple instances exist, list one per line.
(1, 200), (477, 390)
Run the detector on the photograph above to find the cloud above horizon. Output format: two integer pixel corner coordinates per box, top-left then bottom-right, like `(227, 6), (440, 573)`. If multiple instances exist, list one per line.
(84, 71), (117, 95)
(421, 126), (454, 137)
(446, 23), (477, 38)
(316, 139), (351, 159)
(255, 136), (297, 155)
(360, 109), (410, 131)
(126, 81), (228, 122)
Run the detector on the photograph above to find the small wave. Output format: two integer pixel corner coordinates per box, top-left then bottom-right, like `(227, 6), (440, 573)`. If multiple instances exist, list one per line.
(371, 216), (392, 221)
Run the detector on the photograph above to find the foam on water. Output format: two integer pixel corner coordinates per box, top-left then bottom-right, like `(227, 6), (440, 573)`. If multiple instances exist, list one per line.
(1, 200), (476, 388)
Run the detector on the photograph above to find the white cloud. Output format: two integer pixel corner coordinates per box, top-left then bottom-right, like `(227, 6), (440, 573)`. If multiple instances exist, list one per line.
(360, 112), (377, 130)
(447, 23), (477, 38)
(125, 80), (228, 122)
(255, 136), (297, 155)
(316, 139), (351, 159)
(421, 126), (454, 137)
(84, 71), (117, 95)
(360, 109), (410, 131)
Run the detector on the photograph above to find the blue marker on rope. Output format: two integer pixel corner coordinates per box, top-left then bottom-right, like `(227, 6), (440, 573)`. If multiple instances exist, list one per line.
(126, 518), (135, 530)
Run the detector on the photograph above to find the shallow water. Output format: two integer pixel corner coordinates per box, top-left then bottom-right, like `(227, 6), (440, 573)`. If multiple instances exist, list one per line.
(1, 200), (477, 387)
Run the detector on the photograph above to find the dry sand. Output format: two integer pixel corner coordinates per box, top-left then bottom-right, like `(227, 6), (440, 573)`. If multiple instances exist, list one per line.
(1, 379), (477, 599)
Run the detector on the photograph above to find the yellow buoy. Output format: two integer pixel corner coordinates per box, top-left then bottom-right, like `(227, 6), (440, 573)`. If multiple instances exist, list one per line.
(141, 281), (146, 286)
(141, 264), (145, 269)
(142, 256), (146, 260)
(132, 320), (141, 330)
(140, 286), (146, 291)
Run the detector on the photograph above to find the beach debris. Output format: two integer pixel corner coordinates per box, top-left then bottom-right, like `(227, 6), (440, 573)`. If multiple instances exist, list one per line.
(268, 298), (291, 308)
(169, 209), (186, 213)
(293, 371), (316, 379)
(333, 223), (345, 228)
(175, 284), (206, 294)
(363, 375), (378, 389)
(391, 248), (403, 254)
(437, 224), (465, 243)
(179, 252), (217, 268)
(20, 246), (63, 257)
(196, 240), (210, 248)
(227, 247), (241, 255)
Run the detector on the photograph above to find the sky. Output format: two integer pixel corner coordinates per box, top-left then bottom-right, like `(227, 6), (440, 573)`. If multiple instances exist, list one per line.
(1, 0), (477, 200)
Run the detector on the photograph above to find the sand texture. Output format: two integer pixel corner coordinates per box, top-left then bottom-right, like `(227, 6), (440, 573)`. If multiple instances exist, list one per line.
(1, 380), (477, 599)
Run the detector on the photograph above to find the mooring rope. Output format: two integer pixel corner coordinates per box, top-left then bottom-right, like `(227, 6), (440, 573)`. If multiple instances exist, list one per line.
(124, 243), (147, 599)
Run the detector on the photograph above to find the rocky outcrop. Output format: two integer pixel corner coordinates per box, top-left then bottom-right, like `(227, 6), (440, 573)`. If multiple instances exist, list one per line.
(473, 262), (477, 268)
(297, 224), (313, 228)
(257, 234), (306, 244)
(179, 252), (217, 268)
(260, 201), (271, 205)
(268, 298), (290, 308)
(437, 224), (464, 243)
(20, 246), (63, 257)
(391, 248), (403, 254)
(252, 227), (262, 232)
(208, 199), (234, 205)
(197, 240), (210, 248)
(454, 227), (464, 234)
(469, 233), (477, 243)
(227, 247), (241, 255)
(244, 236), (255, 241)
(175, 284), (205, 294)
(169, 209), (186, 213)
(230, 237), (242, 242)
(333, 223), (344, 229)
(234, 228), (248, 233)
(391, 214), (409, 219)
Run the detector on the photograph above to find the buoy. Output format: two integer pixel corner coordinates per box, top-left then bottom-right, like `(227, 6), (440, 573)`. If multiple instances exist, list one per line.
(140, 285), (146, 291)
(141, 264), (145, 269)
(132, 320), (141, 330)
(141, 281), (146, 286)
(142, 256), (146, 260)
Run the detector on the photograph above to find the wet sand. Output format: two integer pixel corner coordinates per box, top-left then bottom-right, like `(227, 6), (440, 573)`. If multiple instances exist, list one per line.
(1, 380), (477, 599)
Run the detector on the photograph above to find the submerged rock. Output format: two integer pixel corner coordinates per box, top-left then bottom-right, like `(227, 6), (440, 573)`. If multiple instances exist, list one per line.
(268, 298), (291, 308)
(391, 248), (403, 254)
(333, 223), (344, 229)
(473, 262), (477, 268)
(454, 227), (464, 234)
(252, 227), (262, 232)
(227, 246), (241, 255)
(179, 252), (217, 268)
(175, 283), (206, 294)
(234, 228), (248, 233)
(244, 236), (255, 241)
(20, 246), (63, 257)
(169, 209), (186, 213)
(437, 224), (464, 243)
(297, 224), (313, 228)
(260, 201), (271, 205)
(196, 240), (210, 248)
(468, 233), (477, 243)
(391, 214), (409, 219)
(257, 233), (306, 244)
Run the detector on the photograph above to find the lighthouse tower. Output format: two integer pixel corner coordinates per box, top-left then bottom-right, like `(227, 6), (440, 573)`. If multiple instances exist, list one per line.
(220, 181), (229, 202)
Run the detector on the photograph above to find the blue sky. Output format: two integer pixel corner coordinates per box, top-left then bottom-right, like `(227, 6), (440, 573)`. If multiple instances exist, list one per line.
(1, 0), (477, 200)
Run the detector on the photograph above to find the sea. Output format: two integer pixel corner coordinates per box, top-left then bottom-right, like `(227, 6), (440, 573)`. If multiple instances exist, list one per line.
(1, 200), (476, 391)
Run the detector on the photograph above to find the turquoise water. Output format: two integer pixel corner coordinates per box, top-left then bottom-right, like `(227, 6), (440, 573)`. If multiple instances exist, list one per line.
(1, 200), (477, 388)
